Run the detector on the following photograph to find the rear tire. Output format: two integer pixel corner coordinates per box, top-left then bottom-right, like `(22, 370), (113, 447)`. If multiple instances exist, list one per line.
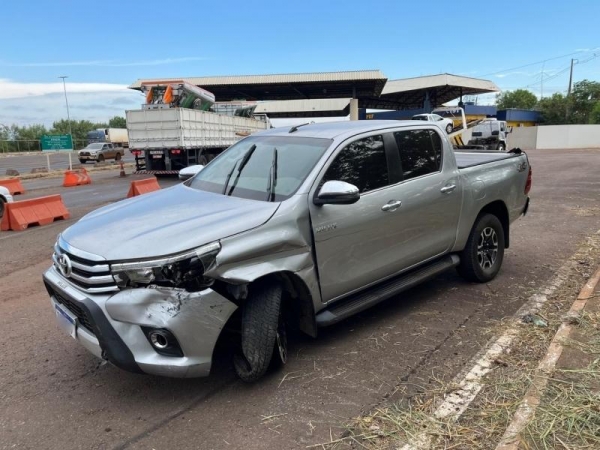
(233, 281), (285, 382)
(458, 214), (505, 283)
(0, 198), (5, 219)
(115, 152), (122, 161)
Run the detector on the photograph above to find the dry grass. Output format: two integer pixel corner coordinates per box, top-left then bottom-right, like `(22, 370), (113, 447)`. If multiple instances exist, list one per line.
(310, 235), (600, 450)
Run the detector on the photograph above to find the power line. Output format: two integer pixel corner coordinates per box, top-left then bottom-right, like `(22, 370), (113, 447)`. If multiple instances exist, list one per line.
(479, 48), (599, 78)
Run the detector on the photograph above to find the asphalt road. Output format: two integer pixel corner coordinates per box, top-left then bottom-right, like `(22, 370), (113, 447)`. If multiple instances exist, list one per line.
(0, 149), (599, 450)
(0, 151), (135, 174)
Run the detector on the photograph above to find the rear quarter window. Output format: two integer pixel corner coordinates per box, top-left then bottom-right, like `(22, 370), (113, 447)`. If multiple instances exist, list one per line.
(394, 129), (442, 180)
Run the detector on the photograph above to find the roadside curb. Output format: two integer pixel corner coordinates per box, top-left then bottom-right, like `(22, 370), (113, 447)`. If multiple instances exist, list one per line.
(494, 264), (600, 450)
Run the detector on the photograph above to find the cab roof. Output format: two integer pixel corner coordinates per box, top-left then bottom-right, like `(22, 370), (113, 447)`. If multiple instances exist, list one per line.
(258, 120), (423, 140)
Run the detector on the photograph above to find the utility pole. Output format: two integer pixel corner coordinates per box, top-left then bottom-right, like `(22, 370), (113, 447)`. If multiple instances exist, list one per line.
(58, 76), (73, 144)
(566, 59), (577, 121)
(567, 58), (577, 96)
(540, 61), (545, 99)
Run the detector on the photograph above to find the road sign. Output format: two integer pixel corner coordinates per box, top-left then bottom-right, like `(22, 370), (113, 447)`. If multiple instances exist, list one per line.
(41, 134), (73, 151)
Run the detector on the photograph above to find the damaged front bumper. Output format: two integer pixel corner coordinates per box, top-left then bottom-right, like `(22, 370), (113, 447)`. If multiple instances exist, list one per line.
(43, 266), (238, 378)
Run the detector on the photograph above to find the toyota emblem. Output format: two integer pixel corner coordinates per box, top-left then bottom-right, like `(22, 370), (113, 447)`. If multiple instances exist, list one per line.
(57, 254), (72, 278)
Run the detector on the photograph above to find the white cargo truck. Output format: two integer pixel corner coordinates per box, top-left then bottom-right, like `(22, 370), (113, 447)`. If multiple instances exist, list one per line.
(126, 108), (269, 173)
(87, 128), (129, 148)
(127, 81), (269, 174)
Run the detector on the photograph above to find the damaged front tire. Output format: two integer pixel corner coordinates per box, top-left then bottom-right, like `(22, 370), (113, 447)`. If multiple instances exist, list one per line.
(233, 281), (287, 382)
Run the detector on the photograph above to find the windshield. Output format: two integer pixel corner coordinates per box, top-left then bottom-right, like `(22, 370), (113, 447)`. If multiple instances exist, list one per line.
(84, 143), (103, 150)
(188, 135), (332, 202)
(411, 115), (427, 121)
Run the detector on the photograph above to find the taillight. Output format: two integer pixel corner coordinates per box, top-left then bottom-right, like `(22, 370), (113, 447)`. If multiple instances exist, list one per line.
(524, 166), (532, 195)
(171, 149), (181, 155)
(131, 150), (141, 157)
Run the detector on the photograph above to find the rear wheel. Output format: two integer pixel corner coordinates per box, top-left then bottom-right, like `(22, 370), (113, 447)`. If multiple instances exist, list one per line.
(497, 143), (506, 151)
(0, 198), (5, 219)
(115, 152), (122, 161)
(458, 214), (505, 283)
(233, 281), (286, 382)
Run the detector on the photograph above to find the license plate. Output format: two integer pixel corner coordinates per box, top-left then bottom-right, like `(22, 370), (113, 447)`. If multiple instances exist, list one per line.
(152, 155), (162, 159)
(150, 150), (163, 155)
(54, 303), (77, 339)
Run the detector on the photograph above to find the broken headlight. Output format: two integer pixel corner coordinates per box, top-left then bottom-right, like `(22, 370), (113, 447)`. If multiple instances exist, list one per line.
(110, 242), (220, 291)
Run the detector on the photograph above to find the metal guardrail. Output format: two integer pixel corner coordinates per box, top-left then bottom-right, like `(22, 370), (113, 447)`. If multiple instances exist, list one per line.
(0, 139), (89, 153)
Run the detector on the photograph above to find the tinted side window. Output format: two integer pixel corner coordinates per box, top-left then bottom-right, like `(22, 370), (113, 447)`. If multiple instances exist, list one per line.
(323, 135), (388, 193)
(394, 129), (442, 180)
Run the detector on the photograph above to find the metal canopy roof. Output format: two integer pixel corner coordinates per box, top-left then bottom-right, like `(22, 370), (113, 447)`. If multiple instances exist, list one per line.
(253, 98), (351, 117)
(129, 71), (499, 112)
(361, 73), (500, 109)
(129, 70), (387, 102)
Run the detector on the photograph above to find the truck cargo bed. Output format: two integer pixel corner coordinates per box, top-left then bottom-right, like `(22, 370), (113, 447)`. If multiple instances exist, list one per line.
(454, 151), (517, 169)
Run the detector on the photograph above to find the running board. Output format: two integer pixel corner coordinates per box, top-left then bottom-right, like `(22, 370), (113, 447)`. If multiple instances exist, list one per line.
(316, 254), (460, 327)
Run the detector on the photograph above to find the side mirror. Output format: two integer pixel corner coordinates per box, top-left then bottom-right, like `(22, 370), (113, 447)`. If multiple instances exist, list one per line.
(314, 181), (360, 205)
(491, 130), (500, 136)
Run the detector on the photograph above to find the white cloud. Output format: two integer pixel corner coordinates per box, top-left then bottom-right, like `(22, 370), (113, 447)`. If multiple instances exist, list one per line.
(0, 56), (207, 68)
(0, 78), (130, 100)
(0, 79), (142, 126)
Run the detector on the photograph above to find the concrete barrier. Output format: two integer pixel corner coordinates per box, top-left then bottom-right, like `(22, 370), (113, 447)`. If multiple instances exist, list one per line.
(63, 168), (92, 187)
(1, 195), (70, 231)
(127, 178), (161, 198)
(0, 178), (25, 195)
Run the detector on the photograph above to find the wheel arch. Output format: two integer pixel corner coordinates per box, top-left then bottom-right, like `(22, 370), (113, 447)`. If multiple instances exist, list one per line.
(477, 200), (510, 248)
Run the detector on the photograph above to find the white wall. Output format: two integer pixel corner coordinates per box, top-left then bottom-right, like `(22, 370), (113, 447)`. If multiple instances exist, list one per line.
(508, 126), (538, 149)
(536, 125), (600, 149)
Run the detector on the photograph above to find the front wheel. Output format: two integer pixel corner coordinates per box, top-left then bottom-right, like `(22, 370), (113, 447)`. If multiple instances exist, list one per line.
(458, 214), (505, 283)
(97, 154), (105, 162)
(233, 281), (286, 382)
(446, 123), (453, 134)
(497, 143), (506, 151)
(79, 159), (86, 164)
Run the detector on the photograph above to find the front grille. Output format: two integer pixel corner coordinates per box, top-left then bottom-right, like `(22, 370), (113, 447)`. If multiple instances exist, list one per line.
(54, 292), (95, 333)
(53, 246), (118, 294)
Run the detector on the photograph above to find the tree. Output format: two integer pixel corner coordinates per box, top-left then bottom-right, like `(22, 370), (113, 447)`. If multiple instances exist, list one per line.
(108, 116), (126, 128)
(569, 80), (600, 124)
(537, 93), (569, 125)
(496, 89), (538, 110)
(589, 102), (600, 124)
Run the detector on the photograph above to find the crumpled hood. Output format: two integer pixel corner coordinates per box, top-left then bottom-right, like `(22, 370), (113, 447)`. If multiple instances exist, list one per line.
(61, 184), (280, 260)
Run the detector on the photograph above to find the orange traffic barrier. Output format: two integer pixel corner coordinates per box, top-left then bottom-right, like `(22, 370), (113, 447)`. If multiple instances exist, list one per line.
(1, 195), (70, 231)
(63, 168), (92, 187)
(0, 178), (25, 195)
(127, 178), (161, 198)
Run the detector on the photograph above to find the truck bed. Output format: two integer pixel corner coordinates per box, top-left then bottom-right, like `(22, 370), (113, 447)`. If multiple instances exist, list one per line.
(454, 151), (518, 169)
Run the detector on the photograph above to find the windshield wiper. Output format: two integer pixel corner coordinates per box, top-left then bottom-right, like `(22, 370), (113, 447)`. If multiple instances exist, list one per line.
(265, 147), (278, 202)
(226, 144), (256, 196)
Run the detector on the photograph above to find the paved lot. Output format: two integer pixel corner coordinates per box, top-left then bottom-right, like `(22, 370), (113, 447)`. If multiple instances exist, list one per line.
(0, 149), (599, 449)
(0, 151), (135, 174)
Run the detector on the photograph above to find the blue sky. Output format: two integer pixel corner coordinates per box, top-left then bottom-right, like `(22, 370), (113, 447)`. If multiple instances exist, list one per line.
(1, 0), (599, 125)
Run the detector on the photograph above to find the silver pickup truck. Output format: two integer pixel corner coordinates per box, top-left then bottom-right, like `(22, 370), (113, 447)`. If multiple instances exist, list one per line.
(44, 121), (531, 382)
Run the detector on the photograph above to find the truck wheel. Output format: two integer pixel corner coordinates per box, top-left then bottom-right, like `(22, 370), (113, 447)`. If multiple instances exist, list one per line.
(458, 214), (505, 283)
(233, 281), (286, 382)
(497, 143), (506, 151)
(0, 198), (5, 219)
(79, 159), (86, 164)
(446, 123), (453, 134)
(97, 154), (105, 162)
(115, 153), (122, 161)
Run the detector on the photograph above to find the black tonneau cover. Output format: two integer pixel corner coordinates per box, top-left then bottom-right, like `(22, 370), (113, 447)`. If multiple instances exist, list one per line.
(454, 151), (517, 169)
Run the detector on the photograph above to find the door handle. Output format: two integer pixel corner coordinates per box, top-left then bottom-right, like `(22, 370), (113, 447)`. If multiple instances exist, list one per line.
(440, 185), (457, 194)
(381, 200), (402, 212)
